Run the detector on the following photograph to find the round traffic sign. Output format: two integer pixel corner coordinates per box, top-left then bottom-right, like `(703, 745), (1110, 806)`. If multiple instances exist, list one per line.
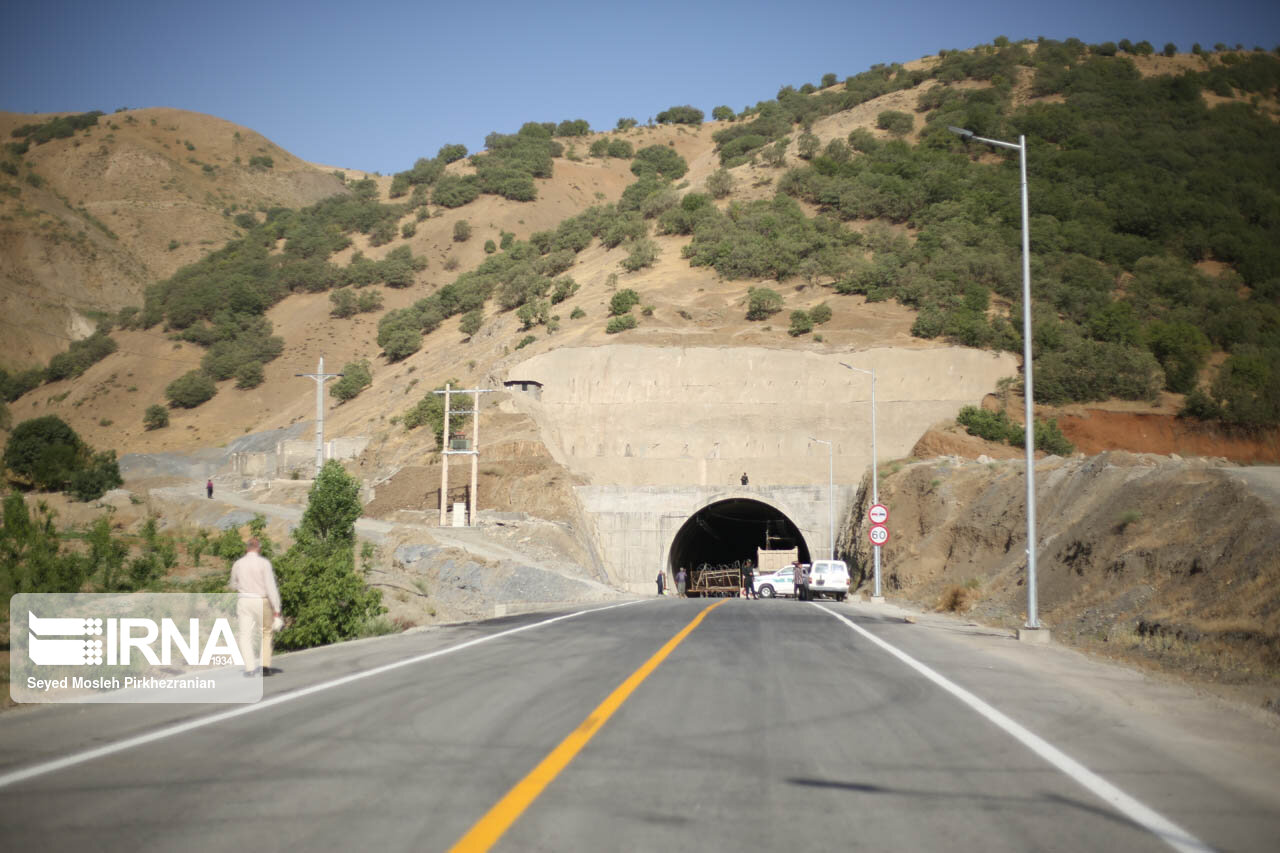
(868, 524), (890, 546)
(868, 503), (889, 525)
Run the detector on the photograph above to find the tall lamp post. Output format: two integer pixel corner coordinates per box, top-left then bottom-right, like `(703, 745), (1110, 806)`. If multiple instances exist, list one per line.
(808, 437), (834, 560)
(947, 126), (1040, 633)
(838, 363), (880, 599)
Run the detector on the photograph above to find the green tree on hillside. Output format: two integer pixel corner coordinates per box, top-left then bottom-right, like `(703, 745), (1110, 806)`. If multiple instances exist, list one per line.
(656, 105), (704, 125)
(143, 404), (169, 430)
(330, 360), (372, 403)
(631, 146), (688, 181)
(2, 416), (121, 500)
(1145, 321), (1211, 393)
(746, 288), (784, 320)
(165, 371), (217, 408)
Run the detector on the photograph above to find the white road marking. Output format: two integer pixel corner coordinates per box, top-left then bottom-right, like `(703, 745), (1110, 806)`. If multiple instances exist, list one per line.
(0, 600), (645, 790)
(816, 604), (1214, 853)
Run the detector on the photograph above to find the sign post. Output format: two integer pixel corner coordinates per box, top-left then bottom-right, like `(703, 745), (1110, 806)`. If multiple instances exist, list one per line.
(867, 504), (889, 600)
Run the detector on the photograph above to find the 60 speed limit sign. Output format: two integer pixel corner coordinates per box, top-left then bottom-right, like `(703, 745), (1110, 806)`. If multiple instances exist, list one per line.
(868, 524), (890, 546)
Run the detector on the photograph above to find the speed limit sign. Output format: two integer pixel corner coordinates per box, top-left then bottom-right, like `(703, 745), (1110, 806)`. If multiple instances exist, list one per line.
(868, 503), (889, 525)
(868, 524), (890, 546)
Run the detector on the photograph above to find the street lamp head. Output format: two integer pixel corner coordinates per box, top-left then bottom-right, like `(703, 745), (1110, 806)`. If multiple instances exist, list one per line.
(839, 362), (873, 378)
(947, 125), (975, 141)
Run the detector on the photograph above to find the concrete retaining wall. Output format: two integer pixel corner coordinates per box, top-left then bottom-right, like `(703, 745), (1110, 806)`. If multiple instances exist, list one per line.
(230, 436), (370, 479)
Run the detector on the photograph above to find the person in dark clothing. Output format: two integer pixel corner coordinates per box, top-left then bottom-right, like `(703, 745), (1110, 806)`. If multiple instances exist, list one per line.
(742, 561), (756, 599)
(656, 570), (666, 596)
(740, 472), (749, 486)
(206, 478), (214, 499)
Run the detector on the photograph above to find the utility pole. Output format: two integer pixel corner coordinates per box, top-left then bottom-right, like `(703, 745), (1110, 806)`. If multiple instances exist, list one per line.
(434, 385), (494, 526)
(295, 357), (343, 477)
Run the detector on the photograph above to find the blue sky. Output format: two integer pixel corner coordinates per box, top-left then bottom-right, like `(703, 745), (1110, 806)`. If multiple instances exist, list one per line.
(3, 0), (1278, 174)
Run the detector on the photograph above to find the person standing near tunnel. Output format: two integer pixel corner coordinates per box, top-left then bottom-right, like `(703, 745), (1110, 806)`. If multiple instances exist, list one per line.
(676, 567), (687, 598)
(793, 559), (810, 601)
(656, 569), (666, 596)
(742, 560), (756, 600)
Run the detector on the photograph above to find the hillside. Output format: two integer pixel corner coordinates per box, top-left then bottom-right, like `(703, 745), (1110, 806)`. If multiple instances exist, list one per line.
(0, 107), (346, 366)
(851, 447), (1280, 708)
(3, 45), (1276, 461)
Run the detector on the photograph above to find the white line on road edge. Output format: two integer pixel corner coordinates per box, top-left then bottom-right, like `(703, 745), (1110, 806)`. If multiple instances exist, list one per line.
(816, 604), (1214, 853)
(0, 599), (646, 790)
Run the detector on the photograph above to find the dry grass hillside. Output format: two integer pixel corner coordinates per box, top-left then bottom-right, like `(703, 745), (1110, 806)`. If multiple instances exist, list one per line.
(5, 54), (1277, 473)
(1, 111), (937, 468)
(0, 107), (345, 365)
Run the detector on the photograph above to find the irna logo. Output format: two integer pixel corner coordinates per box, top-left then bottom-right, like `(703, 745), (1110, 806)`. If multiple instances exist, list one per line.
(28, 611), (243, 667)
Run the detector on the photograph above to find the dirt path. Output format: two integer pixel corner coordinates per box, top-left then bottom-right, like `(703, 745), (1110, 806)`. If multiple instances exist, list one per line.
(148, 482), (617, 599)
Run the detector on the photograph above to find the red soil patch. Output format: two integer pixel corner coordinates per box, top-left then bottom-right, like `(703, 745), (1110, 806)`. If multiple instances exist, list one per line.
(1058, 410), (1280, 463)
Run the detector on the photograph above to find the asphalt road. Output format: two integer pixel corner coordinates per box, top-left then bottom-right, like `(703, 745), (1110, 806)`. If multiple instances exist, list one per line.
(2, 598), (1279, 852)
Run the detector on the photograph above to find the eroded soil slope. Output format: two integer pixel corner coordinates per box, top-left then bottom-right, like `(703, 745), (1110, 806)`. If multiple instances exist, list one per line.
(848, 451), (1280, 709)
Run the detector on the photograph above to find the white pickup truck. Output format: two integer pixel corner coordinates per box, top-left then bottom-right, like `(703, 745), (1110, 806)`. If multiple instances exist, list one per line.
(755, 566), (797, 598)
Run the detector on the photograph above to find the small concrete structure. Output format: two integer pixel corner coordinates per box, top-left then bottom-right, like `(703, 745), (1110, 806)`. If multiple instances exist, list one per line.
(1017, 627), (1052, 644)
(503, 379), (543, 400)
(231, 436), (370, 479)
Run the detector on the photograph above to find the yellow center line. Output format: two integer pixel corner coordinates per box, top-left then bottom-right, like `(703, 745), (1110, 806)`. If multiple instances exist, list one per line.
(449, 599), (728, 852)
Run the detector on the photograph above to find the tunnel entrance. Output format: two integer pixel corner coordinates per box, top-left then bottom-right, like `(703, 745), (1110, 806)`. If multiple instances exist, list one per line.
(668, 499), (811, 574)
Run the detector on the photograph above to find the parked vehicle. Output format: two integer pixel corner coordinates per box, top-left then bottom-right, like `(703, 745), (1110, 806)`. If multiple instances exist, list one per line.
(805, 560), (850, 601)
(755, 566), (797, 598)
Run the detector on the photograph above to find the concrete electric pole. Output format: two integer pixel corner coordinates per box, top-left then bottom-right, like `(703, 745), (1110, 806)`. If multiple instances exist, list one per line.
(295, 357), (343, 477)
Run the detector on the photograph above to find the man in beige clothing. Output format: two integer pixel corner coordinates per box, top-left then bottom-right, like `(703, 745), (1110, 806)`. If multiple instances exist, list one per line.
(230, 538), (283, 677)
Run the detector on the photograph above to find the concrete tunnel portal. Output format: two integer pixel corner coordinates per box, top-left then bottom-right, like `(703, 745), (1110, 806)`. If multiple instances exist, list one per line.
(668, 498), (811, 572)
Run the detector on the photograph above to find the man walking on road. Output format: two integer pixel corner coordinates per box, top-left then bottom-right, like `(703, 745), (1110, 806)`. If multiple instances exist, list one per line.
(676, 567), (688, 598)
(206, 478), (214, 499)
(230, 538), (283, 676)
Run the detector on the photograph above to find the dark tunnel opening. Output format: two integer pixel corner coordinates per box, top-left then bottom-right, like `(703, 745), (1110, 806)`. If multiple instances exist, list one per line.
(668, 499), (810, 574)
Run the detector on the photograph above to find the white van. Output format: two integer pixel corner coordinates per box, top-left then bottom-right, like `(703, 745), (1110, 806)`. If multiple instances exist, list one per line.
(803, 560), (850, 601)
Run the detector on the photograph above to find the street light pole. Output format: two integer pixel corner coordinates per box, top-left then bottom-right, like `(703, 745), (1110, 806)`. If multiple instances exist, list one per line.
(294, 357), (343, 477)
(839, 363), (879, 598)
(948, 127), (1040, 631)
(808, 437), (833, 560)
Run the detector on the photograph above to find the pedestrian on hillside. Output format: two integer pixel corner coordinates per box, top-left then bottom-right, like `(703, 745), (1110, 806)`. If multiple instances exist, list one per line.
(676, 567), (688, 598)
(206, 478), (214, 499)
(656, 569), (666, 596)
(230, 537), (283, 677)
(741, 472), (749, 486)
(742, 561), (756, 600)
